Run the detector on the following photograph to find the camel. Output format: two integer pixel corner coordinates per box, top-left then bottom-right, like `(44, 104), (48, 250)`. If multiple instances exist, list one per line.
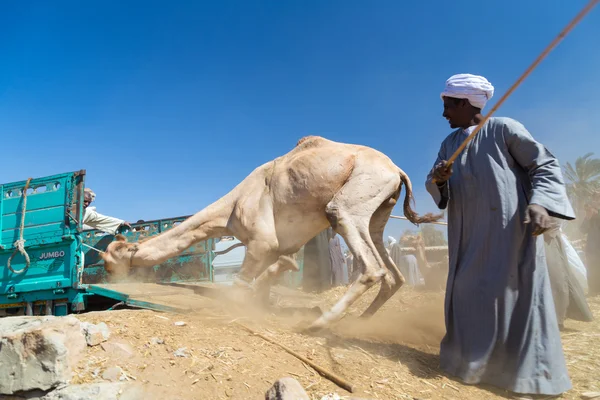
(101, 136), (443, 331)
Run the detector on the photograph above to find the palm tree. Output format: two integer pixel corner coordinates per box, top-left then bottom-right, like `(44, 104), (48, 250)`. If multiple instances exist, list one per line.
(563, 153), (600, 211)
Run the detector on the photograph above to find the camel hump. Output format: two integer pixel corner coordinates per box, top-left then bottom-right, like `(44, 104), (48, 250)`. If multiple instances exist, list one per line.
(295, 135), (327, 148)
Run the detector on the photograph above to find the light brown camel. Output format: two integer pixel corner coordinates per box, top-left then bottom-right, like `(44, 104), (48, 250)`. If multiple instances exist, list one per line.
(101, 136), (443, 331)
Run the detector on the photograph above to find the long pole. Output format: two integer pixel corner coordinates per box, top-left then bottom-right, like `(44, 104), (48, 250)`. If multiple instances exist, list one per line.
(236, 322), (356, 392)
(432, 0), (599, 182)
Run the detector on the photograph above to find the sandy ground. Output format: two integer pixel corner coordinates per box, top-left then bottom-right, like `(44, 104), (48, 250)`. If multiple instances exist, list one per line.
(74, 283), (600, 400)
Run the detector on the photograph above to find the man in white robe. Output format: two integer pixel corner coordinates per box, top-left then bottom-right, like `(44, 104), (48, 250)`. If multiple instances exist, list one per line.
(82, 188), (132, 234)
(426, 73), (575, 397)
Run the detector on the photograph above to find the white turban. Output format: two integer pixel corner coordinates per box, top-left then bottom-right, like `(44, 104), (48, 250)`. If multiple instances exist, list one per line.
(84, 188), (96, 201)
(387, 236), (397, 246)
(440, 73), (495, 110)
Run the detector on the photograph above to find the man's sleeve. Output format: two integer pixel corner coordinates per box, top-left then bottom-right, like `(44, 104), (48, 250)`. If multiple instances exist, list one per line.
(81, 208), (125, 235)
(425, 142), (450, 210)
(503, 118), (576, 221)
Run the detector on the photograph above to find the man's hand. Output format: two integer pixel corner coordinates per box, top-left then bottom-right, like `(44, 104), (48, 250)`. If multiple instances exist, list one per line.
(122, 221), (133, 230)
(432, 160), (453, 184)
(524, 204), (551, 236)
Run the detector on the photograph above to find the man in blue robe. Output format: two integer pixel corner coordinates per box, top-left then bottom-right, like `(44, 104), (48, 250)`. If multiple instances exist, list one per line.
(425, 73), (575, 397)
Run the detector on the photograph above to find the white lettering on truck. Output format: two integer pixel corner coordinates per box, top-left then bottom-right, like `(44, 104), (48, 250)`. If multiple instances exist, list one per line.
(39, 251), (65, 260)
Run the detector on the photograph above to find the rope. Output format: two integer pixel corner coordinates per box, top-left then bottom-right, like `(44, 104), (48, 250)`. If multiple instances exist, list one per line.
(81, 242), (106, 254)
(7, 178), (33, 274)
(433, 0), (600, 182)
(389, 214), (448, 225)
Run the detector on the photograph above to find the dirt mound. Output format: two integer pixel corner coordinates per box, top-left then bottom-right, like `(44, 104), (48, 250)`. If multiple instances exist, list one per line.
(73, 285), (600, 400)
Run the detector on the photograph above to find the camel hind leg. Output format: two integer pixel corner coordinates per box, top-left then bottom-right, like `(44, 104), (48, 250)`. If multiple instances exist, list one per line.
(305, 170), (400, 332)
(360, 199), (406, 318)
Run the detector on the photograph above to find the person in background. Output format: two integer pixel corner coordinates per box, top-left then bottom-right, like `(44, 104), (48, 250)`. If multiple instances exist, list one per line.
(426, 73), (575, 397)
(82, 188), (132, 234)
(397, 235), (425, 287)
(328, 228), (347, 286)
(345, 250), (357, 283)
(581, 196), (600, 296)
(386, 236), (397, 254)
(134, 219), (146, 232)
(560, 230), (588, 293)
(302, 228), (332, 292)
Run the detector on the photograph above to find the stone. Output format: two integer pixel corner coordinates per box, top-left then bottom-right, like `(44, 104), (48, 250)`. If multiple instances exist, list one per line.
(1, 390), (47, 400)
(41, 382), (146, 400)
(80, 322), (110, 346)
(149, 337), (164, 345)
(347, 398), (375, 400)
(173, 321), (186, 326)
(0, 315), (86, 395)
(101, 366), (125, 382)
(100, 342), (134, 357)
(173, 347), (189, 358)
(265, 377), (309, 400)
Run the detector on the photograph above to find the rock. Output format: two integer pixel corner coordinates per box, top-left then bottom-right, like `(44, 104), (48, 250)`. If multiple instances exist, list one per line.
(320, 395), (342, 400)
(0, 315), (86, 395)
(173, 321), (186, 326)
(100, 342), (134, 357)
(41, 382), (146, 400)
(149, 337), (164, 345)
(173, 347), (189, 358)
(582, 393), (600, 400)
(265, 377), (309, 400)
(80, 322), (110, 346)
(101, 366), (125, 382)
(1, 389), (47, 399)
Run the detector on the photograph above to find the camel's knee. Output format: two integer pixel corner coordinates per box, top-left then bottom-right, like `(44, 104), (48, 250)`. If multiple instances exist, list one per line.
(263, 256), (298, 280)
(377, 269), (404, 293)
(325, 203), (342, 230)
(275, 256), (299, 274)
(380, 269), (404, 297)
(359, 268), (387, 286)
(394, 270), (406, 287)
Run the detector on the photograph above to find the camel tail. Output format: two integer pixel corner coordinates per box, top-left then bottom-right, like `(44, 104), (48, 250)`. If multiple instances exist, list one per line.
(399, 169), (444, 226)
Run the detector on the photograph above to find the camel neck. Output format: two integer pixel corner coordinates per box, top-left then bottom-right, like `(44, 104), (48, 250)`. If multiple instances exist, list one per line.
(130, 193), (236, 267)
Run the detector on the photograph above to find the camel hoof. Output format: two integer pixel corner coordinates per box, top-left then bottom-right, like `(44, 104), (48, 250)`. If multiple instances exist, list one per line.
(298, 317), (328, 335)
(303, 325), (325, 335)
(310, 306), (323, 317)
(232, 276), (254, 290)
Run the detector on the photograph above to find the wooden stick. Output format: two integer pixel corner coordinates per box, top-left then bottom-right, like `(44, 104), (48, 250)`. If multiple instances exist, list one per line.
(235, 322), (356, 393)
(433, 0), (599, 182)
(389, 215), (448, 225)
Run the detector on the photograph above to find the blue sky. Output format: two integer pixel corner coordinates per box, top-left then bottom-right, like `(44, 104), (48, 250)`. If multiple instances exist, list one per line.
(1, 1), (599, 243)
